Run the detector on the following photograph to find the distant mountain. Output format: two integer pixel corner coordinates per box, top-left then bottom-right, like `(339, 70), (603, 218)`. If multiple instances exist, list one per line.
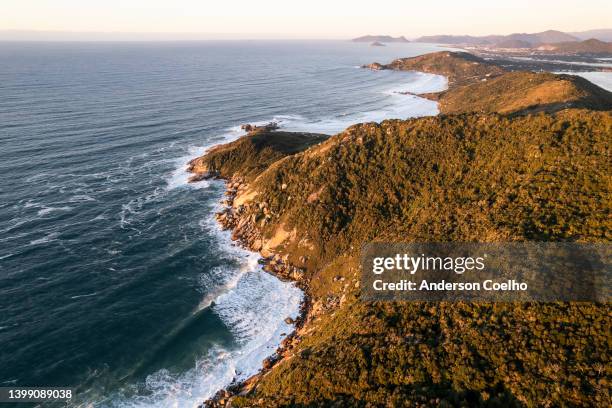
(507, 30), (578, 44)
(495, 39), (532, 49)
(414, 35), (496, 45)
(570, 29), (612, 42)
(538, 39), (612, 55)
(351, 35), (409, 43)
(415, 30), (578, 46)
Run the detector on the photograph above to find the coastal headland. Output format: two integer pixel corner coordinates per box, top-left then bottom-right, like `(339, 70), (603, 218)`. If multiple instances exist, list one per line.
(190, 51), (611, 407)
(364, 51), (612, 115)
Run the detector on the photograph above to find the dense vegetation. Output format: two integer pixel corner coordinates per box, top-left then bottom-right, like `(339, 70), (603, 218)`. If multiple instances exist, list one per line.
(250, 301), (610, 407)
(249, 110), (611, 262)
(437, 72), (612, 115)
(207, 110), (611, 407)
(188, 129), (328, 182)
(377, 52), (505, 85)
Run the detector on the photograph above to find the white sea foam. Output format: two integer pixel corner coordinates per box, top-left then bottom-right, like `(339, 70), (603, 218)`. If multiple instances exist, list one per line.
(123, 275), (301, 408)
(92, 213), (108, 221)
(109, 189), (302, 408)
(127, 272), (301, 408)
(108, 196), (273, 408)
(383, 72), (448, 95)
(273, 93), (439, 135)
(29, 232), (60, 246)
(37, 206), (73, 216)
(70, 292), (99, 300)
(253, 72), (446, 134)
(165, 127), (246, 191)
(69, 194), (97, 203)
(119, 188), (164, 228)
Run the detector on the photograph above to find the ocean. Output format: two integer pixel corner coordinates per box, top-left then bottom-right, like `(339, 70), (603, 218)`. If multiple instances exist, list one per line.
(0, 41), (609, 407)
(0, 40), (451, 407)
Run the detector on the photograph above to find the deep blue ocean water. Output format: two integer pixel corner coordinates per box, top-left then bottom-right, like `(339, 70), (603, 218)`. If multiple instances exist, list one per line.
(2, 39), (581, 406)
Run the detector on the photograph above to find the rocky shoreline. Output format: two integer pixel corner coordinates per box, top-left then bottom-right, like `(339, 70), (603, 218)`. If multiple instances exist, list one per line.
(196, 173), (313, 408)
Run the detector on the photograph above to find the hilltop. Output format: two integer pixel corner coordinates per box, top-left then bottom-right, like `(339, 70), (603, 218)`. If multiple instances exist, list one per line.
(198, 110), (611, 407)
(494, 39), (532, 49)
(188, 127), (328, 183)
(436, 71), (612, 114)
(570, 28), (612, 42)
(364, 51), (612, 114)
(537, 38), (612, 55)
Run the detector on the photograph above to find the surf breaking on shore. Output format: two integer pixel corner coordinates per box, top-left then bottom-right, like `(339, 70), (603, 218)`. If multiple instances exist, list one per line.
(104, 70), (448, 407)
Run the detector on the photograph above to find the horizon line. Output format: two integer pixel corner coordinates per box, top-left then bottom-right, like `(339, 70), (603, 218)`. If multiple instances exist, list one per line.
(1, 28), (610, 42)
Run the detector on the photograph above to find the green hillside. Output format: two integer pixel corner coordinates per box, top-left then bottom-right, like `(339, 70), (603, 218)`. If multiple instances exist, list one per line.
(199, 110), (611, 407)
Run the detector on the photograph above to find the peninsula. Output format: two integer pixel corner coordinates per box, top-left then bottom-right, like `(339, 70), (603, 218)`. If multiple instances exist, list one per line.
(192, 51), (612, 407)
(364, 51), (612, 114)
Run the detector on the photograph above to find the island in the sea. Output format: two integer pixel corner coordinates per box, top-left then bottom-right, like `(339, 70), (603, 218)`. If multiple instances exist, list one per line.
(193, 50), (611, 407)
(351, 34), (410, 43)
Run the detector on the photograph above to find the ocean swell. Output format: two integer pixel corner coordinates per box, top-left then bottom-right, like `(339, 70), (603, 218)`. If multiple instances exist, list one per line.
(105, 190), (302, 408)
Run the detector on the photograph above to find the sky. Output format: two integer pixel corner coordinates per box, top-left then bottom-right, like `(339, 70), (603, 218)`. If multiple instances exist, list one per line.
(1, 0), (611, 40)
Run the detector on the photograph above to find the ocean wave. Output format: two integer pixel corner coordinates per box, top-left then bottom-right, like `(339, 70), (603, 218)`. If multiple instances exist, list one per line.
(70, 292), (99, 300)
(105, 192), (301, 408)
(164, 126), (246, 191)
(109, 275), (301, 408)
(119, 187), (164, 228)
(383, 71), (448, 95)
(69, 194), (98, 203)
(29, 232), (60, 246)
(37, 206), (74, 216)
